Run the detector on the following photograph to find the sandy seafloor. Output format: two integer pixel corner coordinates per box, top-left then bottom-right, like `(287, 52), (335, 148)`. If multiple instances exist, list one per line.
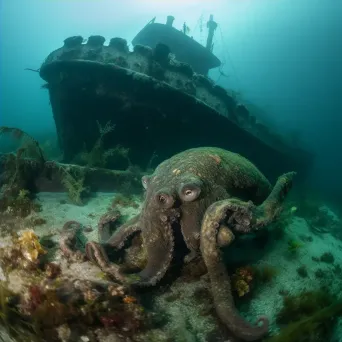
(0, 191), (342, 342)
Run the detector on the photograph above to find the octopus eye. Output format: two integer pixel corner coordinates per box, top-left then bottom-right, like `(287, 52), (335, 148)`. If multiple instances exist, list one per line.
(179, 182), (202, 202)
(141, 175), (150, 189)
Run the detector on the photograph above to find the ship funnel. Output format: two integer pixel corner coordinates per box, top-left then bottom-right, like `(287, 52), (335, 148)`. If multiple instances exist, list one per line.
(166, 15), (175, 27)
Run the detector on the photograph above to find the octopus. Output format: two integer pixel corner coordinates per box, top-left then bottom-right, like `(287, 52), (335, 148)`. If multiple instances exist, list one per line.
(79, 147), (295, 341)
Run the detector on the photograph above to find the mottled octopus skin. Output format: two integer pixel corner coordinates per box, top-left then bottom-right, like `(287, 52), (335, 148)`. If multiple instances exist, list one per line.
(85, 147), (295, 341)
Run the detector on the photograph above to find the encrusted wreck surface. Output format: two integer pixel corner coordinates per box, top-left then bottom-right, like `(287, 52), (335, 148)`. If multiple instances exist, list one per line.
(0, 153), (143, 195)
(39, 35), (314, 181)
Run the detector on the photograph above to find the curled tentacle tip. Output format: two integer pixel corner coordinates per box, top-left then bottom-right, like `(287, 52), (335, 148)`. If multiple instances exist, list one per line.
(217, 225), (235, 247)
(238, 315), (269, 341)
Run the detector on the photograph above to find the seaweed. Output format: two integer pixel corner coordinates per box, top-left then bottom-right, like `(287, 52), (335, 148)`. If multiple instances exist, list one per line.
(0, 127), (46, 217)
(266, 301), (342, 342)
(0, 127), (45, 189)
(58, 165), (89, 205)
(267, 290), (342, 341)
(287, 239), (303, 254)
(0, 283), (39, 341)
(0, 188), (42, 218)
(73, 120), (133, 169)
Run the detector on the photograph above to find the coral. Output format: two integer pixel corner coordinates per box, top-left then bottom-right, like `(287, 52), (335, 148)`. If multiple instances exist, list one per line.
(17, 230), (47, 263)
(0, 230), (46, 273)
(233, 278), (250, 298)
(232, 266), (254, 297)
(0, 264), (148, 341)
(0, 218), (148, 341)
(231, 263), (277, 296)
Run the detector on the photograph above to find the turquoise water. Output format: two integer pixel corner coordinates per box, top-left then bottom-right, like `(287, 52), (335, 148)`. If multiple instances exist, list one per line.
(0, 1), (341, 341)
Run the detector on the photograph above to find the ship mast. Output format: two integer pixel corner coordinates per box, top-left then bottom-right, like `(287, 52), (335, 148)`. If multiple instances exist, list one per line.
(206, 14), (217, 52)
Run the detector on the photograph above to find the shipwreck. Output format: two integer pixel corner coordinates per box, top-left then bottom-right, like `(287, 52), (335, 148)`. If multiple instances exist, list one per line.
(39, 15), (314, 182)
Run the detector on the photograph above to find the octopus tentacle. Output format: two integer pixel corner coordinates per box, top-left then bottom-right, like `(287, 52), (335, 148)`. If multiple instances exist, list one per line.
(97, 210), (121, 243)
(223, 172), (296, 234)
(201, 200), (269, 341)
(105, 215), (141, 249)
(86, 218), (174, 287)
(59, 221), (85, 260)
(132, 221), (174, 286)
(85, 242), (126, 283)
(85, 215), (142, 283)
(253, 171), (296, 229)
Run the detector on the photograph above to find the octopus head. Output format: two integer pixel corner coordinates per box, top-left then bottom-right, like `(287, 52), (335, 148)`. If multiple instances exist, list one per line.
(135, 173), (203, 285)
(141, 173), (202, 219)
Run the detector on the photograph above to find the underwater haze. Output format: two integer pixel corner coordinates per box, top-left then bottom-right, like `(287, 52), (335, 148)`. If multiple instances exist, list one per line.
(1, 1), (342, 342)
